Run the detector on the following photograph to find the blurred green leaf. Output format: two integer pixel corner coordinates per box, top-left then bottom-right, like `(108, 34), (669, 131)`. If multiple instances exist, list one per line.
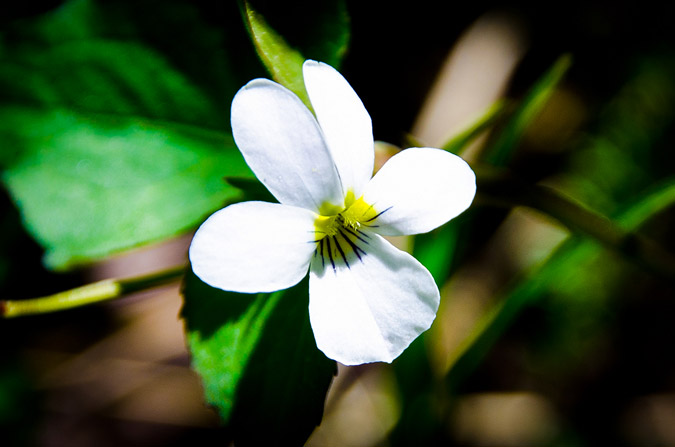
(0, 0), (259, 269)
(619, 179), (675, 228)
(0, 40), (220, 130)
(4, 0), (249, 119)
(241, 0), (350, 108)
(224, 176), (277, 203)
(182, 271), (336, 446)
(565, 57), (675, 215)
(440, 100), (506, 156)
(1, 106), (251, 270)
(485, 54), (572, 166)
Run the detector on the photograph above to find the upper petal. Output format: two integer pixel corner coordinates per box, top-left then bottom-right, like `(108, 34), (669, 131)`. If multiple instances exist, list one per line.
(303, 60), (374, 198)
(362, 148), (476, 236)
(189, 201), (318, 293)
(308, 232), (439, 365)
(231, 78), (343, 211)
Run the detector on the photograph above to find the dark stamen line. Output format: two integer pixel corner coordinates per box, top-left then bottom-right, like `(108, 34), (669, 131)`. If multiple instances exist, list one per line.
(326, 237), (336, 271)
(338, 229), (366, 255)
(363, 206), (393, 223)
(358, 229), (371, 238)
(320, 237), (327, 269)
(339, 230), (365, 262)
(333, 237), (350, 269)
(342, 226), (370, 244)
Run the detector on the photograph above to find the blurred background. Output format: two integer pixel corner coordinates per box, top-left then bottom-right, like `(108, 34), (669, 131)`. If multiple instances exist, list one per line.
(2, 0), (675, 445)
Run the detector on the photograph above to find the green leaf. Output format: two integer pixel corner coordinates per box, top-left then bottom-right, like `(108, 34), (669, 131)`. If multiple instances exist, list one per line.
(485, 54), (572, 166)
(242, 1), (309, 107)
(440, 100), (506, 156)
(0, 40), (221, 130)
(0, 0), (259, 269)
(0, 106), (252, 270)
(241, 0), (350, 109)
(618, 179), (675, 228)
(182, 271), (336, 446)
(4, 0), (249, 119)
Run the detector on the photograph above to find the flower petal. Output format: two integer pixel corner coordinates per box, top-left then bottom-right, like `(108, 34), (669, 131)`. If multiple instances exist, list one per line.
(189, 201), (318, 293)
(308, 233), (439, 365)
(362, 148), (476, 236)
(303, 60), (374, 198)
(231, 79), (343, 211)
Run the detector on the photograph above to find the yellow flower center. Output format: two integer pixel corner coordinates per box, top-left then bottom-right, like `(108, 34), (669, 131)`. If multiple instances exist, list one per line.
(313, 193), (387, 270)
(315, 195), (378, 236)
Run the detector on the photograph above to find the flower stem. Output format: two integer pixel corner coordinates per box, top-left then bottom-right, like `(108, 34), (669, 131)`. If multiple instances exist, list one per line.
(0, 266), (185, 318)
(474, 166), (675, 280)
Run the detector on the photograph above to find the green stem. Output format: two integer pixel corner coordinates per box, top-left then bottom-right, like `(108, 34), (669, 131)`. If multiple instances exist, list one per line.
(475, 166), (675, 280)
(1, 266), (185, 318)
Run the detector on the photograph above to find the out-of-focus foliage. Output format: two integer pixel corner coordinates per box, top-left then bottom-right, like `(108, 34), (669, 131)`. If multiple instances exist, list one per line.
(485, 54), (572, 166)
(1, 107), (250, 269)
(1, 1), (675, 446)
(0, 0), (254, 269)
(390, 52), (675, 446)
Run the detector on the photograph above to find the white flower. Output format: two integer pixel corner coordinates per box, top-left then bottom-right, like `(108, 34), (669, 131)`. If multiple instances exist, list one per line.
(189, 60), (476, 365)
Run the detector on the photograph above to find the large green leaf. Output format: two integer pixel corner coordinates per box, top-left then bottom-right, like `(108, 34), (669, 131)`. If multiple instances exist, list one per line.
(0, 0), (256, 269)
(182, 272), (336, 445)
(1, 106), (251, 270)
(0, 40), (221, 130)
(4, 0), (249, 120)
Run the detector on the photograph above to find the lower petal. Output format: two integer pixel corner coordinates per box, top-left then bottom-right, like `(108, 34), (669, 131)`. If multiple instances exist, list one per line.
(189, 201), (318, 293)
(308, 233), (440, 365)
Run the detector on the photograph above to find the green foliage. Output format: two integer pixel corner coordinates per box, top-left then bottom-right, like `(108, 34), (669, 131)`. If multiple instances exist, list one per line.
(444, 56), (675, 387)
(446, 178), (675, 388)
(241, 0), (349, 109)
(441, 101), (506, 156)
(485, 54), (572, 166)
(387, 53), (675, 445)
(0, 40), (219, 128)
(1, 106), (249, 270)
(0, 0), (253, 269)
(242, 1), (310, 108)
(182, 272), (336, 445)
